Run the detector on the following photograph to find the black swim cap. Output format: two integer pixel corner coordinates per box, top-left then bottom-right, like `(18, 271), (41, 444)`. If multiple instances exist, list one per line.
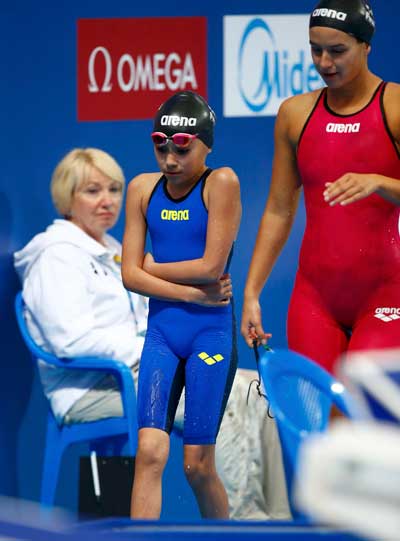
(153, 91), (216, 149)
(309, 0), (375, 44)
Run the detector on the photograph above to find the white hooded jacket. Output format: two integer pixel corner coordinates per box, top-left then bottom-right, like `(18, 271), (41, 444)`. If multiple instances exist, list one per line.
(14, 219), (148, 423)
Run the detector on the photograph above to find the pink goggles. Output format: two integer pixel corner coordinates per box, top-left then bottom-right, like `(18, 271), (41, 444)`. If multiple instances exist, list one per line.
(151, 131), (198, 149)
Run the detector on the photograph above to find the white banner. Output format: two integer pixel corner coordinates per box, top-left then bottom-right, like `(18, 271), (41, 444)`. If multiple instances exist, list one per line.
(224, 14), (323, 117)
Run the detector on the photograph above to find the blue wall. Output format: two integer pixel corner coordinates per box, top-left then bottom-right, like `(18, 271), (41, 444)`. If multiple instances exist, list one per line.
(1, 0), (399, 516)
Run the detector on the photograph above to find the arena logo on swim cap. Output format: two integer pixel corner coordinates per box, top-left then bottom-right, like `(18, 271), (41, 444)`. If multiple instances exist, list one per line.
(160, 115), (197, 127)
(223, 15), (322, 117)
(311, 9), (347, 21)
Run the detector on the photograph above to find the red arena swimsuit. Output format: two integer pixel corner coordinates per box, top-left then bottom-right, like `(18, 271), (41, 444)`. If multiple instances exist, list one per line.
(289, 82), (400, 372)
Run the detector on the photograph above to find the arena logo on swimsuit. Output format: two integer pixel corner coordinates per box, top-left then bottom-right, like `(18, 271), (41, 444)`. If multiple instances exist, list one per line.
(223, 15), (323, 116)
(161, 209), (190, 221)
(374, 307), (400, 322)
(326, 122), (360, 133)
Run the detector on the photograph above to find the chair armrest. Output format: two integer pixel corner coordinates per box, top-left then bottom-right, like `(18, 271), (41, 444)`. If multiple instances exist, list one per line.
(64, 357), (138, 423)
(42, 356), (137, 409)
(58, 356), (130, 373)
(59, 356), (136, 398)
(15, 292), (138, 420)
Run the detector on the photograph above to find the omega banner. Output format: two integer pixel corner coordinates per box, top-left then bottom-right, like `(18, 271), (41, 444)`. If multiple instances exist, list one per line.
(77, 17), (207, 121)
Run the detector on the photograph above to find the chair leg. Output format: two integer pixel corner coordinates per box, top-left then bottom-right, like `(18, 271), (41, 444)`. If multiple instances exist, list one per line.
(40, 413), (65, 508)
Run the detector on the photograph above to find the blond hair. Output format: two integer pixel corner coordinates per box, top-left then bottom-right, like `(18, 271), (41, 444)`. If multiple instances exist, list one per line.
(51, 148), (125, 216)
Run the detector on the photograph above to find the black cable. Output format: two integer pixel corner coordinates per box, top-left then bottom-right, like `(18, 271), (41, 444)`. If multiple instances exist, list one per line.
(246, 340), (274, 419)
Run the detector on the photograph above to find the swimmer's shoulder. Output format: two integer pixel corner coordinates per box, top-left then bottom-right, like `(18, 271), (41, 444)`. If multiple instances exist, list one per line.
(278, 88), (324, 125)
(382, 82), (400, 142)
(276, 88), (324, 144)
(126, 172), (163, 210)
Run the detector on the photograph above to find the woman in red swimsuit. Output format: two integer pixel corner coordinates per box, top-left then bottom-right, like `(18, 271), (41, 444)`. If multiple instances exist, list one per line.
(241, 0), (400, 372)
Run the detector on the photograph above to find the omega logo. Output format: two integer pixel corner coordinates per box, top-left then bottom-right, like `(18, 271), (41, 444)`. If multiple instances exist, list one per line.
(88, 46), (198, 93)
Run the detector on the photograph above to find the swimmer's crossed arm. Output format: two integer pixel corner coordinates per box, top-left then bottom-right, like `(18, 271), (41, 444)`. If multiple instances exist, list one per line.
(121, 174), (232, 306)
(143, 168), (242, 285)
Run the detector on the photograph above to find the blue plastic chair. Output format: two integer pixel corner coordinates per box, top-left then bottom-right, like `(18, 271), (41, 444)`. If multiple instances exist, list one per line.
(14, 291), (138, 508)
(258, 348), (354, 516)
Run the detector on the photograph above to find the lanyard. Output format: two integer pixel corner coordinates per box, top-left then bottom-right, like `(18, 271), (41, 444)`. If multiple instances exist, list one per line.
(246, 340), (274, 418)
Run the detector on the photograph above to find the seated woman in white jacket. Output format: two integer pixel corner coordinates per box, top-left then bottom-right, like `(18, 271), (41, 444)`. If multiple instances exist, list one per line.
(14, 147), (290, 520)
(14, 148), (149, 425)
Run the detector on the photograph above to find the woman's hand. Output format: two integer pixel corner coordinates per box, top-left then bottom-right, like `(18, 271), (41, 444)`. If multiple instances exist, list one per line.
(241, 296), (272, 347)
(323, 173), (379, 206)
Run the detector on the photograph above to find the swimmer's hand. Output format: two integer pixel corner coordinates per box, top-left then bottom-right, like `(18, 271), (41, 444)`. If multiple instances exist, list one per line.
(192, 273), (232, 306)
(323, 173), (379, 206)
(241, 297), (272, 347)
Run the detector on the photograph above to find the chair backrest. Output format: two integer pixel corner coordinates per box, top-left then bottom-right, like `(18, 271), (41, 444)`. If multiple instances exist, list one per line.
(14, 291), (138, 443)
(15, 292), (139, 505)
(14, 291), (61, 365)
(258, 348), (353, 512)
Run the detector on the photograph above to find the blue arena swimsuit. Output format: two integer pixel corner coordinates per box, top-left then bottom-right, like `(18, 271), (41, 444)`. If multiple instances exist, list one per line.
(137, 168), (238, 444)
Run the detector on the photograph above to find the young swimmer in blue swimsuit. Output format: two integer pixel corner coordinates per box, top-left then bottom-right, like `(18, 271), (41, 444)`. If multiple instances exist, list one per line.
(122, 91), (242, 519)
